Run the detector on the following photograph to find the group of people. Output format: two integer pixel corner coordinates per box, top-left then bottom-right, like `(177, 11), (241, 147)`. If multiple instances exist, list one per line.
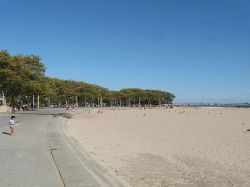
(65, 104), (76, 111)
(10, 103), (35, 113)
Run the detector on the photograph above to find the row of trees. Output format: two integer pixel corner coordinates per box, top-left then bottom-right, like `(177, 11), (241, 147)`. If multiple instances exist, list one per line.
(0, 50), (175, 107)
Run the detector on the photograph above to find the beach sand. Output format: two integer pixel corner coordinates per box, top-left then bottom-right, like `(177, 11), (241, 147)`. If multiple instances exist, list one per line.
(64, 107), (250, 186)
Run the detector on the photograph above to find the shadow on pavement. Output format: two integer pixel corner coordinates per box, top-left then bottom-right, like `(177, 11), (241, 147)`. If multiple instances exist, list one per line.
(2, 132), (11, 136)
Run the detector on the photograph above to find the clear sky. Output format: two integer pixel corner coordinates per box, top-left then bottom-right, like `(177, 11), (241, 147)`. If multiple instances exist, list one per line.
(1, 0), (250, 103)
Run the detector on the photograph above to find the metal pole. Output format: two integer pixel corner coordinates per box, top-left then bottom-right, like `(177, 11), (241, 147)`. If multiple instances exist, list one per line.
(75, 96), (78, 107)
(2, 91), (6, 105)
(32, 94), (35, 110)
(37, 95), (40, 110)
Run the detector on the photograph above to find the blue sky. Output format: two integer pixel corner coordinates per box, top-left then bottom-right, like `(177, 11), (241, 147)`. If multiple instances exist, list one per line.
(0, 0), (250, 103)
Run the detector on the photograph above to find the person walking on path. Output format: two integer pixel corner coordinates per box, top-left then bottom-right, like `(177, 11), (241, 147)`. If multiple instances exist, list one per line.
(9, 115), (16, 135)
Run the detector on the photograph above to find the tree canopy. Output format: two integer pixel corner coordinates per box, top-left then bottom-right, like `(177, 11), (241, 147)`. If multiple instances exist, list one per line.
(0, 50), (175, 106)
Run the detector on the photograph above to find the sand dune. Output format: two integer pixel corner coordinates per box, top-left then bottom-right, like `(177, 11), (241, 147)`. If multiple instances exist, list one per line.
(64, 107), (250, 186)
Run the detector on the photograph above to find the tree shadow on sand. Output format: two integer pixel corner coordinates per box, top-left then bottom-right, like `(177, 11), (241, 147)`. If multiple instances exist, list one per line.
(246, 129), (250, 132)
(15, 112), (55, 116)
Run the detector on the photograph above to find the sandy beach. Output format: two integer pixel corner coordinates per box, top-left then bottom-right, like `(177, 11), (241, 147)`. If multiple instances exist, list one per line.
(64, 107), (250, 186)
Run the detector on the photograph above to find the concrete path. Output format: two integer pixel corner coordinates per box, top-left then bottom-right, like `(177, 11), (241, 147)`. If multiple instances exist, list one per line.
(0, 109), (125, 187)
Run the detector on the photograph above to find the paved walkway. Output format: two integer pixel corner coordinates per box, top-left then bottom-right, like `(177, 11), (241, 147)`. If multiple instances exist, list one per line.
(0, 109), (124, 187)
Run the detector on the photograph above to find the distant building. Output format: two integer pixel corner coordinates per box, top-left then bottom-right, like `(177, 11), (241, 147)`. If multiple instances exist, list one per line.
(0, 95), (3, 105)
(0, 93), (8, 113)
(0, 93), (6, 106)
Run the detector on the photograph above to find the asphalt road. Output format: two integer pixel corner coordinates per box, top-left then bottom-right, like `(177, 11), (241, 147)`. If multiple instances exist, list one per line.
(0, 109), (124, 187)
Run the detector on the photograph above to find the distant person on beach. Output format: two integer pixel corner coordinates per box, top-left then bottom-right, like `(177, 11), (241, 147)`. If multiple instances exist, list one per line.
(66, 104), (69, 110)
(50, 104), (54, 110)
(10, 104), (16, 113)
(9, 115), (16, 135)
